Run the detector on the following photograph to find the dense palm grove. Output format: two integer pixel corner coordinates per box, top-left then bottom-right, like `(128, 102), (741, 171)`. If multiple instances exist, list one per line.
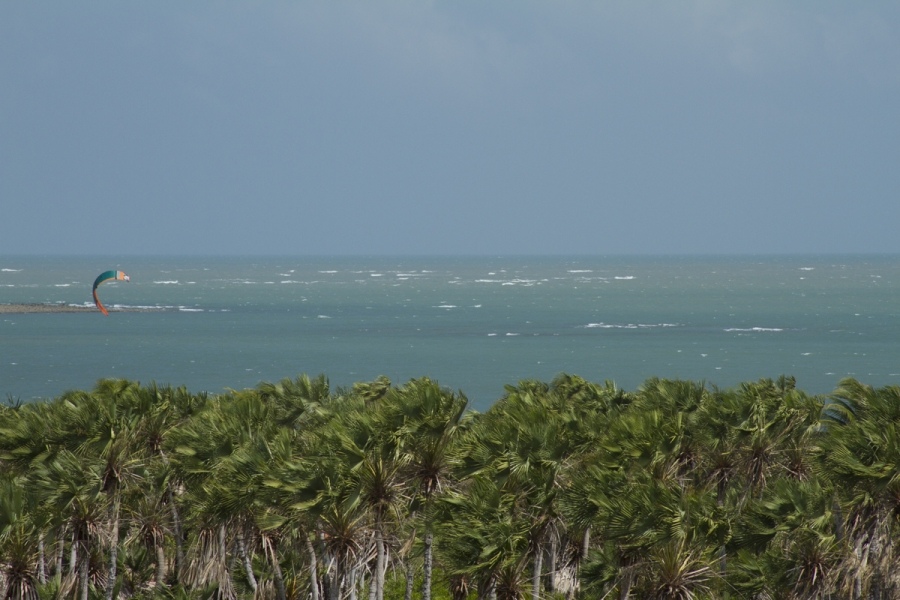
(2, 373), (900, 599)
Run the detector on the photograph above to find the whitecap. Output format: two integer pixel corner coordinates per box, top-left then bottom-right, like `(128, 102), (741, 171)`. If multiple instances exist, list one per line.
(179, 308), (204, 312)
(506, 332), (520, 336)
(317, 315), (332, 319)
(568, 269), (593, 273)
(582, 322), (679, 329)
(614, 276), (635, 280)
(1, 268), (22, 272)
(435, 305), (457, 309)
(487, 333), (497, 336)
(55, 284), (71, 287)
(319, 270), (338, 274)
(799, 267), (815, 271)
(155, 280), (180, 285)
(724, 327), (783, 332)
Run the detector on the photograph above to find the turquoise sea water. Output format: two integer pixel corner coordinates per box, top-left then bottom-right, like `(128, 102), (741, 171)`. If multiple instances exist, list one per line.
(3, 255), (900, 411)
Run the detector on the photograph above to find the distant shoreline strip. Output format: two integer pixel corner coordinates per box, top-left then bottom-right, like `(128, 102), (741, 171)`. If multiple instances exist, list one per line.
(0, 303), (157, 314)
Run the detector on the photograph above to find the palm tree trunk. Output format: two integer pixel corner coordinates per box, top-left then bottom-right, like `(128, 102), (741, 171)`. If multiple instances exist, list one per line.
(404, 558), (414, 600)
(619, 569), (633, 600)
(263, 536), (286, 600)
(272, 557), (286, 600)
(217, 524), (229, 595)
(718, 480), (727, 587)
(237, 531), (258, 592)
(423, 529), (434, 600)
(375, 523), (386, 600)
(327, 574), (340, 600)
(532, 542), (542, 600)
(306, 535), (320, 600)
(56, 529), (65, 576)
(106, 496), (120, 600)
(548, 530), (557, 594)
(350, 566), (360, 600)
(327, 549), (341, 600)
(79, 536), (90, 600)
(69, 530), (78, 576)
(156, 543), (167, 586)
(37, 535), (47, 584)
(477, 577), (492, 600)
(167, 485), (185, 582)
(157, 448), (185, 583)
(321, 531), (340, 600)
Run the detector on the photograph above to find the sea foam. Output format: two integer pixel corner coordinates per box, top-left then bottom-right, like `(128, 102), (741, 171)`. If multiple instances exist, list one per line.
(583, 323), (679, 329)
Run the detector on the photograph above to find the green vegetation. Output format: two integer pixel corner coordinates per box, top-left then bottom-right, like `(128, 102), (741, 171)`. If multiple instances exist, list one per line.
(2, 373), (900, 599)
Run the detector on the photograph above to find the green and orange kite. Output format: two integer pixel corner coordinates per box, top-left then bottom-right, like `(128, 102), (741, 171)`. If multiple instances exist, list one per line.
(92, 270), (129, 316)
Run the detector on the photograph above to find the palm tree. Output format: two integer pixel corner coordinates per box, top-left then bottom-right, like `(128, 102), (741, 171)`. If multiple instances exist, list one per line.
(328, 389), (409, 600)
(436, 476), (532, 600)
(256, 373), (332, 430)
(818, 378), (900, 598)
(380, 377), (469, 600)
(130, 382), (209, 584)
(454, 379), (588, 600)
(83, 380), (155, 600)
(0, 475), (40, 600)
(2, 381), (155, 600)
(263, 405), (370, 600)
(33, 449), (107, 600)
(169, 389), (285, 598)
(729, 477), (840, 599)
(123, 489), (171, 588)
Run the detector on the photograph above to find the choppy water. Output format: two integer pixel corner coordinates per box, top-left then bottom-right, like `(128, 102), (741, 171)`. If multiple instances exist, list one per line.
(3, 255), (899, 410)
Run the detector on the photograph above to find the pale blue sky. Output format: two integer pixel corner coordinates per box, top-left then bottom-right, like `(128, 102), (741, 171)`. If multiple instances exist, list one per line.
(2, 2), (899, 255)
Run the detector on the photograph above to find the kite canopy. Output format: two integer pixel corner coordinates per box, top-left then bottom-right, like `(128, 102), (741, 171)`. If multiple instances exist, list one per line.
(92, 270), (129, 316)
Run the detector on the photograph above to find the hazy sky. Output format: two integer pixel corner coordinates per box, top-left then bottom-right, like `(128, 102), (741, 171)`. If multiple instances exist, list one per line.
(2, 2), (899, 256)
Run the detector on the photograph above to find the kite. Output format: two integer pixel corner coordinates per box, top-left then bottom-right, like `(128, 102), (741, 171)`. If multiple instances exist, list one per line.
(92, 270), (129, 316)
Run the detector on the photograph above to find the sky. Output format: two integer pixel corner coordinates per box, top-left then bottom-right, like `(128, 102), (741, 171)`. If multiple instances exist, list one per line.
(2, 2), (899, 256)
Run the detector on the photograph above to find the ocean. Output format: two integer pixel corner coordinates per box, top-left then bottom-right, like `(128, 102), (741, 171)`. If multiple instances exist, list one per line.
(3, 255), (899, 411)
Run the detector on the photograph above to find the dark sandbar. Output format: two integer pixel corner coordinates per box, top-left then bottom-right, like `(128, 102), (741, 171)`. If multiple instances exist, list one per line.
(0, 304), (152, 314)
